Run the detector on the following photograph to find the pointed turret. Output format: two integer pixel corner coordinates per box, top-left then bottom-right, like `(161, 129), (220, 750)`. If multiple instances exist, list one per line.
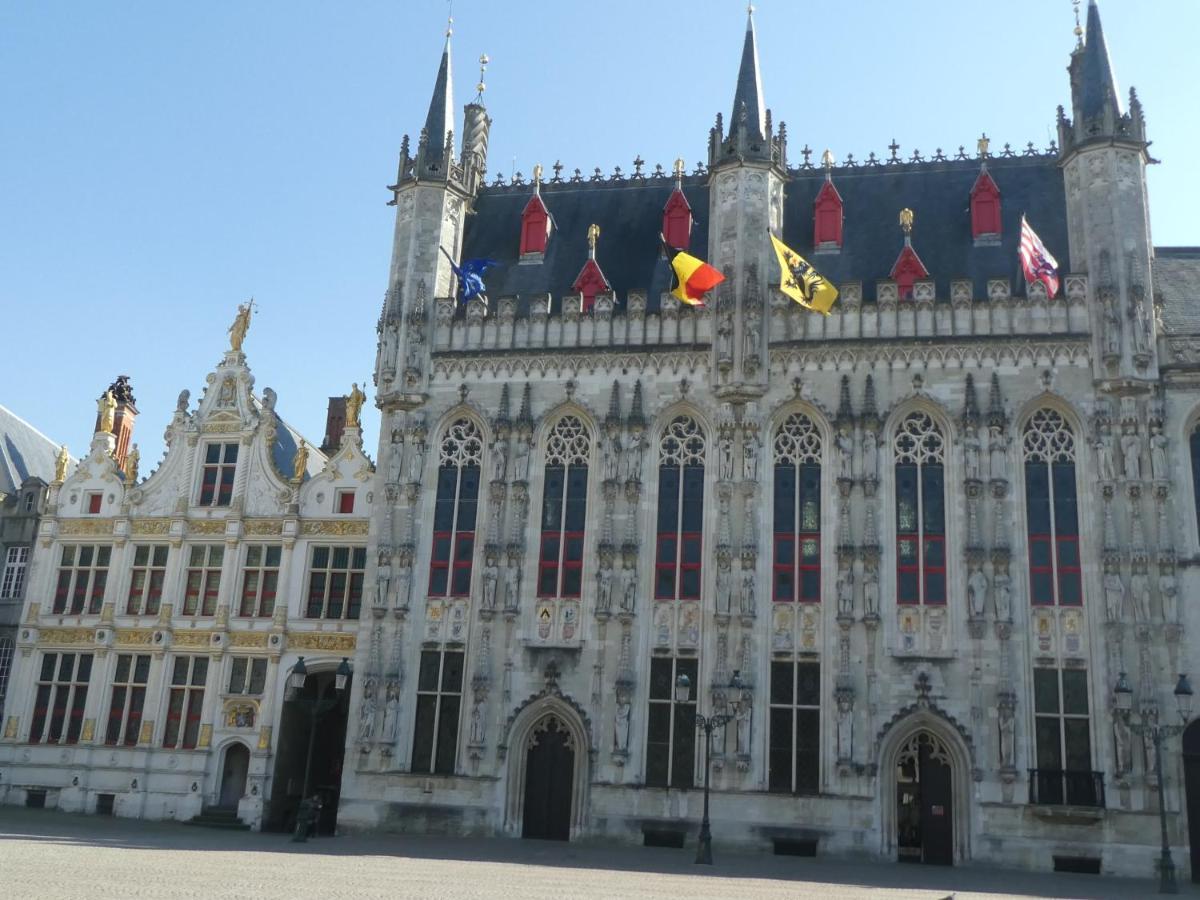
(1060, 0), (1144, 151)
(411, 30), (458, 182)
(730, 10), (765, 141)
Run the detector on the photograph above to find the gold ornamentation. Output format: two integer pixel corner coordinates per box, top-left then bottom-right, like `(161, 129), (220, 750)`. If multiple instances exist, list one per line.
(115, 629), (154, 646)
(24, 603), (40, 624)
(59, 520), (114, 536)
(228, 300), (254, 352)
(300, 520), (369, 536)
(138, 720), (154, 745)
(899, 208), (914, 234)
(39, 628), (93, 645)
(198, 724), (212, 748)
(4, 716), (19, 739)
(172, 631), (211, 647)
(131, 519), (170, 535)
(55, 445), (70, 483)
(673, 157), (685, 179)
(821, 148), (835, 169)
(228, 632), (269, 648)
(257, 726), (272, 750)
(977, 133), (990, 157)
(189, 520), (226, 535)
(243, 519), (283, 535)
(345, 383), (366, 429)
(587, 223), (600, 253)
(225, 701), (258, 729)
(292, 440), (309, 482)
(124, 444), (140, 484)
(98, 390), (117, 434)
(288, 632), (357, 652)
(81, 719), (95, 743)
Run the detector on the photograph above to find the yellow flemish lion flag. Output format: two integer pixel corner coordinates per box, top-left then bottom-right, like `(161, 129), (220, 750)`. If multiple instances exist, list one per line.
(770, 232), (838, 314)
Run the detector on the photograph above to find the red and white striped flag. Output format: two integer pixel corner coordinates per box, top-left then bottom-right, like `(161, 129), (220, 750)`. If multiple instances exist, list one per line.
(1019, 215), (1060, 298)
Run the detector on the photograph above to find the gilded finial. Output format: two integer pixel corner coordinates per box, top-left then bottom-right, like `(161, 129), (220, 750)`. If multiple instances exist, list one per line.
(228, 299), (254, 353)
(292, 439), (309, 482)
(97, 389), (117, 434)
(899, 208), (914, 235)
(124, 443), (140, 484)
(673, 157), (685, 185)
(532, 162), (543, 192)
(445, 0), (453, 37)
(977, 133), (990, 158)
(476, 53), (488, 96)
(1072, 0), (1083, 43)
(54, 444), (70, 483)
(821, 148), (835, 170)
(587, 223), (600, 258)
(345, 383), (366, 430)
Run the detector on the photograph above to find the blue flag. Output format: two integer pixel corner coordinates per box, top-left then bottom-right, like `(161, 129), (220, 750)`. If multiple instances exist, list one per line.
(441, 247), (497, 305)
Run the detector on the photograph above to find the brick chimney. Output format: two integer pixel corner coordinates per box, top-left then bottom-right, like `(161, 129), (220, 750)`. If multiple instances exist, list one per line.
(320, 396), (347, 455)
(95, 375), (138, 468)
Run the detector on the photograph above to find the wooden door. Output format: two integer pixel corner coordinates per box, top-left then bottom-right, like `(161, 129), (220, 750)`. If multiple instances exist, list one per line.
(522, 716), (574, 841)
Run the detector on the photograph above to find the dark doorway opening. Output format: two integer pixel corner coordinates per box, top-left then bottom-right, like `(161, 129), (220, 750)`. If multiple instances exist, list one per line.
(522, 715), (574, 841)
(896, 731), (954, 866)
(267, 669), (351, 835)
(1183, 719), (1200, 882)
(218, 742), (250, 809)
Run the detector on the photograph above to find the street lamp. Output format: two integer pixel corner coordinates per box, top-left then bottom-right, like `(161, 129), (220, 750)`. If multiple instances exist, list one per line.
(678, 670), (743, 866)
(287, 656), (352, 842)
(1113, 671), (1193, 893)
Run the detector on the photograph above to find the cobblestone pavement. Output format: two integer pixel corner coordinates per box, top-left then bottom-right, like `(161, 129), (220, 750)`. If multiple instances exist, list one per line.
(0, 807), (1190, 900)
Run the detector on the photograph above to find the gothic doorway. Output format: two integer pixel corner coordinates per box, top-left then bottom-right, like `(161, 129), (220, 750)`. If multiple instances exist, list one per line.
(895, 731), (954, 866)
(218, 742), (250, 809)
(1182, 719), (1200, 882)
(522, 715), (575, 841)
(266, 668), (351, 835)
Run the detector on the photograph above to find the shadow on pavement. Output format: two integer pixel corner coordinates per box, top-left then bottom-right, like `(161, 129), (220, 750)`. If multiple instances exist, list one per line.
(0, 806), (1189, 900)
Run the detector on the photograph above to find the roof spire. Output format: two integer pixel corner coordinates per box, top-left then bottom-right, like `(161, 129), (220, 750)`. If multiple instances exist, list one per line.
(1079, 0), (1121, 121)
(421, 25), (456, 161)
(730, 4), (766, 139)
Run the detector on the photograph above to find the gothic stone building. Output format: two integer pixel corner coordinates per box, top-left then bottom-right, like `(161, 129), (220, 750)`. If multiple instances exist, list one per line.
(3, 1), (1200, 882)
(0, 353), (374, 831)
(341, 3), (1200, 878)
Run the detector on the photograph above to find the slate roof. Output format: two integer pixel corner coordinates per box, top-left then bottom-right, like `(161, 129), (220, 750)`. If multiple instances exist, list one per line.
(1154, 247), (1200, 335)
(0, 404), (65, 496)
(249, 395), (327, 481)
(460, 154), (1067, 310)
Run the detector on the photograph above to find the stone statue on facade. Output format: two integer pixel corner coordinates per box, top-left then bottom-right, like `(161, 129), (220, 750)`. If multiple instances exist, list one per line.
(490, 440), (508, 481)
(381, 682), (401, 745)
(1095, 425), (1117, 482)
(998, 701), (1016, 769)
(1114, 711), (1133, 775)
(863, 565), (879, 617)
(1160, 568), (1178, 623)
(621, 432), (644, 482)
(504, 561), (521, 611)
(469, 701), (486, 745)
(740, 565), (756, 618)
(735, 693), (753, 756)
(1149, 423), (1168, 481)
(718, 435), (735, 481)
(387, 442), (403, 484)
(597, 563), (614, 613)
(994, 573), (1012, 621)
(408, 435), (426, 482)
(482, 558), (499, 610)
(375, 556), (392, 607)
(861, 428), (878, 482)
(716, 556), (733, 615)
(603, 435), (621, 481)
(614, 691), (632, 752)
(1130, 570), (1152, 622)
(357, 677), (378, 742)
(1103, 568), (1125, 622)
(968, 566), (989, 619)
(395, 558), (412, 610)
(1120, 430), (1141, 481)
(621, 564), (637, 614)
(835, 693), (853, 762)
(1104, 296), (1122, 357)
(836, 429), (853, 482)
(837, 569), (854, 618)
(742, 436), (758, 481)
(964, 430), (981, 482)
(512, 438), (531, 483)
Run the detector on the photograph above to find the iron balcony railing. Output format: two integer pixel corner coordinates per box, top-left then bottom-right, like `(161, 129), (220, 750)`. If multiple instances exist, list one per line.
(1028, 768), (1106, 808)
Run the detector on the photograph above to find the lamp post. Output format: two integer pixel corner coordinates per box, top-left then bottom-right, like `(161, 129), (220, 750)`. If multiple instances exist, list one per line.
(676, 670), (743, 866)
(1114, 671), (1193, 894)
(287, 656), (352, 842)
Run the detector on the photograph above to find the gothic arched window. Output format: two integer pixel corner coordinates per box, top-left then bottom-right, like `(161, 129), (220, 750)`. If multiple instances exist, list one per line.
(429, 418), (483, 597)
(1023, 410), (1080, 606)
(773, 413), (822, 603)
(894, 412), (946, 605)
(538, 416), (591, 598)
(655, 416), (706, 601)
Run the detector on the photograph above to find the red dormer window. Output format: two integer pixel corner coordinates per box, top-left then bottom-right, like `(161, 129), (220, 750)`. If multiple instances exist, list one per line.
(970, 171), (1002, 240)
(572, 259), (610, 313)
(890, 246), (929, 300)
(662, 188), (693, 251)
(813, 180), (844, 248)
(520, 194), (551, 257)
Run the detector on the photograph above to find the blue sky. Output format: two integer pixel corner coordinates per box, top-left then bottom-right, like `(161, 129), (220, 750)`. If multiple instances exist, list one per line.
(2, 1), (1196, 466)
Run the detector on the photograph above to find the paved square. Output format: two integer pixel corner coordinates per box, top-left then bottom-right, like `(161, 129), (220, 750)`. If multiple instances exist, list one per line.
(0, 808), (1185, 899)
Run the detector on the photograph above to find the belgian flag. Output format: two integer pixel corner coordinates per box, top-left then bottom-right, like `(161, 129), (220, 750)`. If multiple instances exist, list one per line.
(663, 238), (725, 306)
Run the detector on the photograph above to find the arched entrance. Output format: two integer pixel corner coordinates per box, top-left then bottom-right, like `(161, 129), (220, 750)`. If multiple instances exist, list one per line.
(218, 742), (250, 809)
(267, 668), (351, 835)
(522, 715), (575, 840)
(1182, 719), (1200, 882)
(503, 695), (591, 840)
(895, 732), (954, 865)
(878, 710), (973, 866)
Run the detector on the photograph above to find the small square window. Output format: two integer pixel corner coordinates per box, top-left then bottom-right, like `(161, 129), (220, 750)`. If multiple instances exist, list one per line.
(86, 493), (103, 515)
(336, 490), (355, 514)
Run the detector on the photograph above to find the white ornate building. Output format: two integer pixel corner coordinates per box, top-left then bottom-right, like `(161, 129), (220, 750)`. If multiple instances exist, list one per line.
(4, 1), (1200, 883)
(0, 343), (374, 831)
